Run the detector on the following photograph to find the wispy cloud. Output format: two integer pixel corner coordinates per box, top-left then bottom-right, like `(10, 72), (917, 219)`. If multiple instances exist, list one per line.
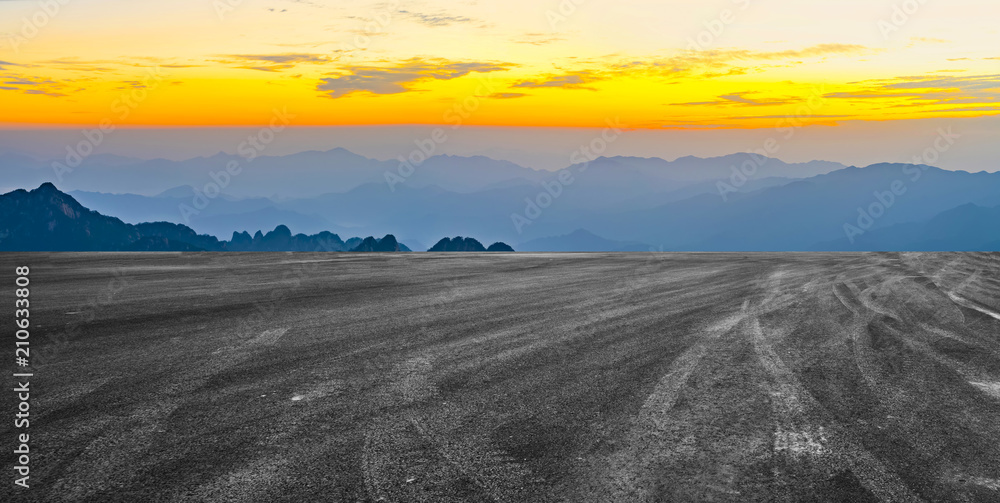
(512, 72), (596, 90)
(515, 33), (566, 46)
(23, 88), (66, 97)
(0, 73), (71, 97)
(909, 37), (950, 45)
(666, 44), (870, 72)
(569, 43), (872, 83)
(317, 58), (513, 98)
(724, 114), (851, 120)
(824, 74), (1000, 109)
(487, 92), (528, 99)
(397, 9), (474, 27)
(503, 44), (868, 98)
(671, 91), (796, 107)
(217, 53), (333, 72)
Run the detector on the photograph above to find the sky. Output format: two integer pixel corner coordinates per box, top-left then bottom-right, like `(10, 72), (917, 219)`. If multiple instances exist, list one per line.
(0, 0), (998, 168)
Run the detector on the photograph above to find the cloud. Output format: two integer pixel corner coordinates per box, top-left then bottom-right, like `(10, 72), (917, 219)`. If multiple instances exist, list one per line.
(567, 43), (872, 84)
(515, 33), (566, 46)
(909, 37), (950, 45)
(880, 74), (1000, 92)
(824, 74), (1000, 109)
(725, 114), (851, 120)
(748, 43), (869, 60)
(501, 44), (867, 96)
(23, 89), (66, 97)
(397, 10), (474, 27)
(23, 57), (188, 74)
(113, 80), (147, 90)
(512, 72), (596, 90)
(665, 43), (869, 69)
(0, 72), (71, 97)
(924, 106), (1000, 114)
(487, 92), (527, 99)
(218, 53), (333, 71)
(317, 58), (513, 98)
(671, 91), (796, 107)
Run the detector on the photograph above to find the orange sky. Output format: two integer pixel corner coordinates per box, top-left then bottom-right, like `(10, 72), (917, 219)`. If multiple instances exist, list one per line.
(1, 0), (999, 129)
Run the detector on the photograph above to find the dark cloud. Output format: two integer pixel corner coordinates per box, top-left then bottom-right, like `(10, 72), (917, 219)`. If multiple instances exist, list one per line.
(317, 58), (512, 98)
(23, 89), (66, 97)
(671, 91), (796, 107)
(218, 53), (333, 71)
(724, 114), (851, 120)
(512, 72), (595, 90)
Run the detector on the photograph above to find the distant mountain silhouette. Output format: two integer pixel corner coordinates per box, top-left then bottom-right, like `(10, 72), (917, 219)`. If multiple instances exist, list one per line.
(815, 202), (1000, 251)
(429, 236), (486, 252)
(11, 149), (868, 246)
(134, 221), (224, 251)
(69, 189), (334, 239)
(426, 236), (515, 252)
(5, 159), (1000, 252)
(1, 183), (142, 251)
(486, 242), (515, 252)
(0, 184), (410, 252)
(583, 163), (1000, 251)
(350, 234), (407, 252)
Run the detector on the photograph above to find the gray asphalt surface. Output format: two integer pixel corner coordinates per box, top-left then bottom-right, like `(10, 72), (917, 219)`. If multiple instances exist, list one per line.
(2, 252), (1000, 502)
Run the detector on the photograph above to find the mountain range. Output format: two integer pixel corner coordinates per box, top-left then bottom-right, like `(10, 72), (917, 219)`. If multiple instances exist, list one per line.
(2, 149), (999, 251)
(0, 183), (405, 252)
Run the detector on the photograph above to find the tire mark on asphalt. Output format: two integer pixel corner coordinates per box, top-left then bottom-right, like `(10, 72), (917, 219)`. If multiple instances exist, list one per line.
(34, 376), (117, 413)
(832, 281), (862, 317)
(902, 323), (1000, 396)
(749, 317), (827, 458)
(828, 264), (1000, 501)
(969, 381), (1000, 399)
(947, 292), (1000, 321)
(833, 277), (889, 396)
(250, 327), (289, 346)
(362, 355), (534, 503)
(45, 324), (295, 500)
(752, 269), (924, 503)
(604, 310), (747, 501)
(177, 457), (294, 503)
(51, 401), (180, 501)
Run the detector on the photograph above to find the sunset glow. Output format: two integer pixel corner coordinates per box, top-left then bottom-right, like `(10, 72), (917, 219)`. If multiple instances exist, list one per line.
(2, 0), (999, 128)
